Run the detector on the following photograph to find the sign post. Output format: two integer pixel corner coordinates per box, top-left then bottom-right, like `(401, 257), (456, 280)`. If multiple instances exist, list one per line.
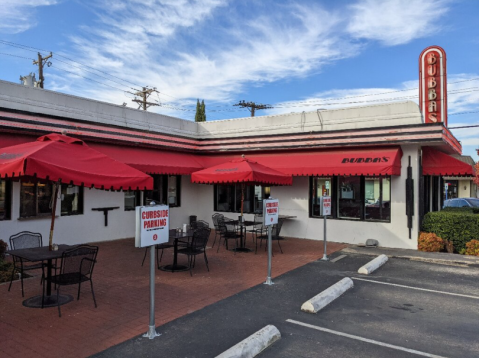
(263, 198), (279, 285)
(321, 196), (331, 261)
(135, 203), (169, 340)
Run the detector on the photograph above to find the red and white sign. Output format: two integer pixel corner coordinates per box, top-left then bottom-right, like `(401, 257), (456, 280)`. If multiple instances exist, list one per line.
(419, 46), (447, 126)
(135, 205), (169, 247)
(263, 198), (279, 226)
(322, 196), (331, 216)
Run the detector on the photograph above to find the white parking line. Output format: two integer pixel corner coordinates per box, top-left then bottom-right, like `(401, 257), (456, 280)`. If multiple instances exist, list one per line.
(286, 319), (448, 358)
(351, 277), (479, 300)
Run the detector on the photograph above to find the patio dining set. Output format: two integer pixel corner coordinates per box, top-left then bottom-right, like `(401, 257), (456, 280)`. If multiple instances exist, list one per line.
(6, 231), (98, 317)
(140, 213), (291, 277)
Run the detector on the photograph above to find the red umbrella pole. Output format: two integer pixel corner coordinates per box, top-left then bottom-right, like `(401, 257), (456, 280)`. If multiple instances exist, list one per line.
(48, 182), (60, 251)
(241, 183), (245, 218)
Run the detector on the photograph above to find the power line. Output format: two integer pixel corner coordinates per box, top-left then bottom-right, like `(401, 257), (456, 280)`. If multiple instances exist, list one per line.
(51, 63), (135, 94)
(0, 52), (35, 60)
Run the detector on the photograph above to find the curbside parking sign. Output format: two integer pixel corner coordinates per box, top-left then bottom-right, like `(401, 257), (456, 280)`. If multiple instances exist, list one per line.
(135, 205), (169, 248)
(263, 198), (279, 226)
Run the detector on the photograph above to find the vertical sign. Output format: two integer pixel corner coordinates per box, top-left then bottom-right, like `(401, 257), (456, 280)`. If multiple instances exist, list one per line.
(419, 46), (447, 126)
(263, 198), (279, 285)
(322, 196), (331, 216)
(135, 205), (169, 248)
(263, 198), (279, 226)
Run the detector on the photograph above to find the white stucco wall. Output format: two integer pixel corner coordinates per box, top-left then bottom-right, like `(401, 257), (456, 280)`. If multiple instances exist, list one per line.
(182, 144), (421, 250)
(1, 176), (200, 246)
(1, 147), (421, 249)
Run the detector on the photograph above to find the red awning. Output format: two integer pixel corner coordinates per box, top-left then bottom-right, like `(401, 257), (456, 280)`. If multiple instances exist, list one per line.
(422, 147), (474, 176)
(191, 158), (293, 185)
(198, 147), (403, 176)
(0, 133), (153, 190)
(90, 143), (203, 175)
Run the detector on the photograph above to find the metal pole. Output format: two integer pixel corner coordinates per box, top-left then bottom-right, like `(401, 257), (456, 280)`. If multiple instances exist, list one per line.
(321, 215), (329, 261)
(264, 225), (274, 285)
(143, 245), (160, 339)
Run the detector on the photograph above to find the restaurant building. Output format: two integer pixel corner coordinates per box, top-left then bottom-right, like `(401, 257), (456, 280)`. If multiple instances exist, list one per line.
(0, 47), (474, 250)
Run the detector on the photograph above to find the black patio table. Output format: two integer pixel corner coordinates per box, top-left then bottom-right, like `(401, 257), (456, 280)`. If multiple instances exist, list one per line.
(158, 230), (193, 272)
(230, 220), (256, 253)
(7, 244), (75, 308)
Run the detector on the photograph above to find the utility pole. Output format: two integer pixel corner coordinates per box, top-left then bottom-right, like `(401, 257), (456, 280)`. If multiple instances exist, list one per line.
(33, 52), (53, 89)
(132, 87), (159, 111)
(234, 100), (273, 117)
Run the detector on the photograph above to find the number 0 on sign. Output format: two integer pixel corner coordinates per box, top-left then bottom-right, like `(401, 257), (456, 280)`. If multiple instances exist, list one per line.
(263, 198), (279, 226)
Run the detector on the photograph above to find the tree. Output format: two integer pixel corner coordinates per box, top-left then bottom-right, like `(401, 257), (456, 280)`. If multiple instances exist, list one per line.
(195, 99), (206, 122)
(195, 99), (201, 122)
(201, 99), (206, 122)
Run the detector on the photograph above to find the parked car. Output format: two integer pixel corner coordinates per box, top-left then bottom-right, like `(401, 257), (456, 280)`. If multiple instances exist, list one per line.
(443, 198), (479, 208)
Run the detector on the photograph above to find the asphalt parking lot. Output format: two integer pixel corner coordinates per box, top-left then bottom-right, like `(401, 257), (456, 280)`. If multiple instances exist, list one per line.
(94, 250), (479, 358)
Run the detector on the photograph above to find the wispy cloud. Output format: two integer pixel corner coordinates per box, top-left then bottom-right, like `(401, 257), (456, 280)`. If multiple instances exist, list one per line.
(347, 0), (450, 46)
(0, 0), (58, 34)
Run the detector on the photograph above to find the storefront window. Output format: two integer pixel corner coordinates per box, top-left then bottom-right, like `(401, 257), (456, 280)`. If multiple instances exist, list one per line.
(144, 175), (181, 207)
(364, 177), (390, 221)
(0, 179), (12, 220)
(124, 190), (140, 211)
(311, 177), (332, 217)
(61, 185), (83, 216)
(20, 180), (53, 218)
(215, 185), (268, 214)
(338, 176), (362, 219)
(444, 180), (458, 200)
(309, 176), (391, 222)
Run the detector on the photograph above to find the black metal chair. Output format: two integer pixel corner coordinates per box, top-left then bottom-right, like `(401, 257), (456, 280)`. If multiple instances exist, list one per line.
(211, 213), (224, 248)
(256, 218), (284, 254)
(177, 227), (211, 276)
(47, 244), (99, 317)
(217, 216), (240, 254)
(8, 231), (46, 297)
(191, 220), (210, 230)
(141, 240), (175, 267)
(247, 214), (265, 244)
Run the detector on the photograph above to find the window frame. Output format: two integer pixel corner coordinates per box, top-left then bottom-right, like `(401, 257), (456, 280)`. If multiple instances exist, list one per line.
(19, 178), (54, 219)
(60, 184), (84, 216)
(0, 178), (12, 221)
(213, 184), (269, 214)
(143, 174), (181, 208)
(309, 175), (391, 223)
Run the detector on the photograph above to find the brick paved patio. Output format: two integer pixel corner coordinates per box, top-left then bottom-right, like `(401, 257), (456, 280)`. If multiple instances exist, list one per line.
(0, 233), (346, 358)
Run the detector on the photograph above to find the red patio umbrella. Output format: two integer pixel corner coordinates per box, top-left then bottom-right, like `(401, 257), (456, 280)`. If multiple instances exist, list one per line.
(191, 156), (292, 216)
(0, 133), (153, 249)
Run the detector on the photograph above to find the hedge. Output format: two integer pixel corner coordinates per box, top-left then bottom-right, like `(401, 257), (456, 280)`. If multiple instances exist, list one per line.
(422, 210), (479, 252)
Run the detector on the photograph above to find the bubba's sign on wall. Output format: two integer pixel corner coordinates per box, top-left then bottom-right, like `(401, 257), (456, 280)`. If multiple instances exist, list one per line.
(419, 46), (447, 126)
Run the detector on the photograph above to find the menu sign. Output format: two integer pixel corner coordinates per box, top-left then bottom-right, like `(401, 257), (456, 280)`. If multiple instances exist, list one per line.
(135, 205), (169, 247)
(263, 198), (279, 226)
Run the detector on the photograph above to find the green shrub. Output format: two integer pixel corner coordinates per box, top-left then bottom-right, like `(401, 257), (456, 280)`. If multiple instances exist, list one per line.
(465, 240), (479, 256)
(418, 232), (444, 252)
(422, 211), (479, 253)
(441, 207), (479, 214)
(0, 239), (7, 260)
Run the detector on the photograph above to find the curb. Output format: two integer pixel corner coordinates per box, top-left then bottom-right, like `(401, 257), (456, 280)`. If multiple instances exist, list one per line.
(301, 277), (354, 313)
(215, 325), (281, 358)
(358, 254), (388, 274)
(340, 247), (479, 267)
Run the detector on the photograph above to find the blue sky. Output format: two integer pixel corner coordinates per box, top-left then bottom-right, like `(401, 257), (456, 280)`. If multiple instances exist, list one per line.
(0, 0), (478, 159)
